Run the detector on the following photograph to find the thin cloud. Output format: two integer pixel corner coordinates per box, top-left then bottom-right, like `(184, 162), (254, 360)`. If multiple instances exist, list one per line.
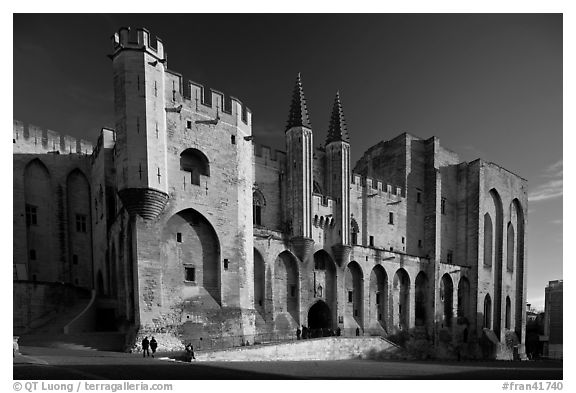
(529, 160), (562, 202)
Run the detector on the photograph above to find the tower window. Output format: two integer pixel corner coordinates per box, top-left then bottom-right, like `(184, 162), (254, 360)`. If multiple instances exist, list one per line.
(186, 120), (192, 129)
(25, 204), (37, 226)
(417, 191), (422, 203)
(369, 236), (374, 247)
(224, 259), (229, 270)
(253, 190), (265, 226)
(185, 267), (196, 282)
(418, 239), (423, 248)
(441, 198), (447, 215)
(180, 148), (210, 186)
(389, 212), (394, 225)
(29, 249), (36, 260)
(402, 236), (405, 244)
(348, 291), (353, 303)
(231, 135), (236, 144)
(176, 232), (182, 243)
(76, 214), (87, 233)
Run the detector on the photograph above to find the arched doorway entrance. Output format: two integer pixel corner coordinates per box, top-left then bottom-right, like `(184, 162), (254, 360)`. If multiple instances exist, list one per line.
(308, 300), (332, 331)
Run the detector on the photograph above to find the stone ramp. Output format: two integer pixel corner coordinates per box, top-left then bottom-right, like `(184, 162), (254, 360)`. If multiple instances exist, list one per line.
(18, 332), (126, 352)
(196, 336), (399, 361)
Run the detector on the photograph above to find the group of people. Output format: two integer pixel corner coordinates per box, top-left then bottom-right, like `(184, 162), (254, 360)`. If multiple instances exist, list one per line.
(297, 326), (342, 339)
(141, 336), (158, 358)
(141, 337), (196, 362)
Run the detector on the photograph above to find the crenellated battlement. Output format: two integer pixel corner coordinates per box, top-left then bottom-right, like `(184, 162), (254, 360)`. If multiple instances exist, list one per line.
(111, 27), (166, 62)
(165, 70), (252, 128)
(351, 172), (404, 198)
(253, 144), (286, 169)
(13, 120), (93, 156)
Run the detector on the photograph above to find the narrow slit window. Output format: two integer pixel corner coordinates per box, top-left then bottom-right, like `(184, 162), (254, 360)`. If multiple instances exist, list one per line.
(176, 233), (182, 243)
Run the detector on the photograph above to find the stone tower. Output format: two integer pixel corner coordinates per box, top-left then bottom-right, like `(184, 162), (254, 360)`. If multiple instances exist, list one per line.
(325, 92), (352, 266)
(110, 27), (169, 220)
(285, 73), (314, 261)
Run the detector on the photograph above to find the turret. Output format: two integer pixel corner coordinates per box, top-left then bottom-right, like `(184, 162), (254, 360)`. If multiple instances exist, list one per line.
(325, 92), (351, 266)
(109, 27), (169, 220)
(285, 73), (315, 261)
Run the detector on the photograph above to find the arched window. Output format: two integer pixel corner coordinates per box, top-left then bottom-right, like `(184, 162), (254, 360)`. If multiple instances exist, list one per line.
(253, 189), (266, 226)
(180, 148), (210, 185)
(484, 213), (493, 267)
(507, 222), (515, 272)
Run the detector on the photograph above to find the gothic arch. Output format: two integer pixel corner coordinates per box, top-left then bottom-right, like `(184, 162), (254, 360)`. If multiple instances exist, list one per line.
(507, 222), (515, 272)
(392, 268), (410, 330)
(254, 247), (266, 315)
(345, 261), (364, 328)
(24, 158), (53, 281)
(415, 271), (428, 327)
(313, 250), (337, 325)
(274, 251), (299, 324)
(512, 198), (525, 340)
(162, 208), (221, 303)
(457, 276), (471, 322)
(489, 188), (504, 337)
(483, 213), (493, 267)
(440, 273), (454, 327)
(369, 264), (388, 331)
(66, 168), (92, 287)
(253, 189), (266, 226)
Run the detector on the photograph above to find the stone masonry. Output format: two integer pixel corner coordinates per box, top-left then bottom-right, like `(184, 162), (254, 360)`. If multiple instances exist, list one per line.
(13, 27), (528, 359)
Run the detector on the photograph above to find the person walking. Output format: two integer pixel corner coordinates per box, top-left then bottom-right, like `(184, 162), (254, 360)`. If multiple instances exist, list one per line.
(296, 327), (301, 340)
(150, 337), (158, 358)
(185, 343), (195, 361)
(142, 336), (150, 357)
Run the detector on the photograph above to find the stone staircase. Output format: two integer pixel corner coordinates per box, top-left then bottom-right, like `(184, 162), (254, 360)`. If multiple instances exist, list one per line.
(18, 294), (127, 352)
(195, 336), (399, 361)
(18, 332), (126, 351)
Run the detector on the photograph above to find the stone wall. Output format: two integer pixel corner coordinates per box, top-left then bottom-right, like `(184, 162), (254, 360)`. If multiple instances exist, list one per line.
(196, 337), (397, 361)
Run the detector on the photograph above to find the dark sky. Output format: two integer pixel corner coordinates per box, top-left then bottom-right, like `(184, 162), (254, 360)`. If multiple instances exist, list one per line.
(13, 13), (562, 309)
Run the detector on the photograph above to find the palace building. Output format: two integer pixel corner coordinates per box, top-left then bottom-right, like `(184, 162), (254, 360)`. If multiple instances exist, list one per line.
(13, 27), (528, 359)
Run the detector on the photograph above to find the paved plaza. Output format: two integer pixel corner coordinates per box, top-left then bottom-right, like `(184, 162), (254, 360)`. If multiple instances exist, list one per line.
(14, 346), (562, 380)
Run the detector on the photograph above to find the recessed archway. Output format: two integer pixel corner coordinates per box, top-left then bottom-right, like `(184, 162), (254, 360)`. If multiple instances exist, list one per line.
(345, 261), (364, 328)
(308, 300), (332, 330)
(392, 268), (410, 331)
(274, 251), (299, 324)
(162, 208), (221, 304)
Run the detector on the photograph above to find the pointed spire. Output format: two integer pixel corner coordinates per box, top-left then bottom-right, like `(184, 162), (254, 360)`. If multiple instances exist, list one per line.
(326, 91), (349, 144)
(286, 73), (312, 131)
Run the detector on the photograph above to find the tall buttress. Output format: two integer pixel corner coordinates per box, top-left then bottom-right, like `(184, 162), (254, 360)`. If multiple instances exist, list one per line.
(110, 27), (169, 220)
(285, 73), (315, 261)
